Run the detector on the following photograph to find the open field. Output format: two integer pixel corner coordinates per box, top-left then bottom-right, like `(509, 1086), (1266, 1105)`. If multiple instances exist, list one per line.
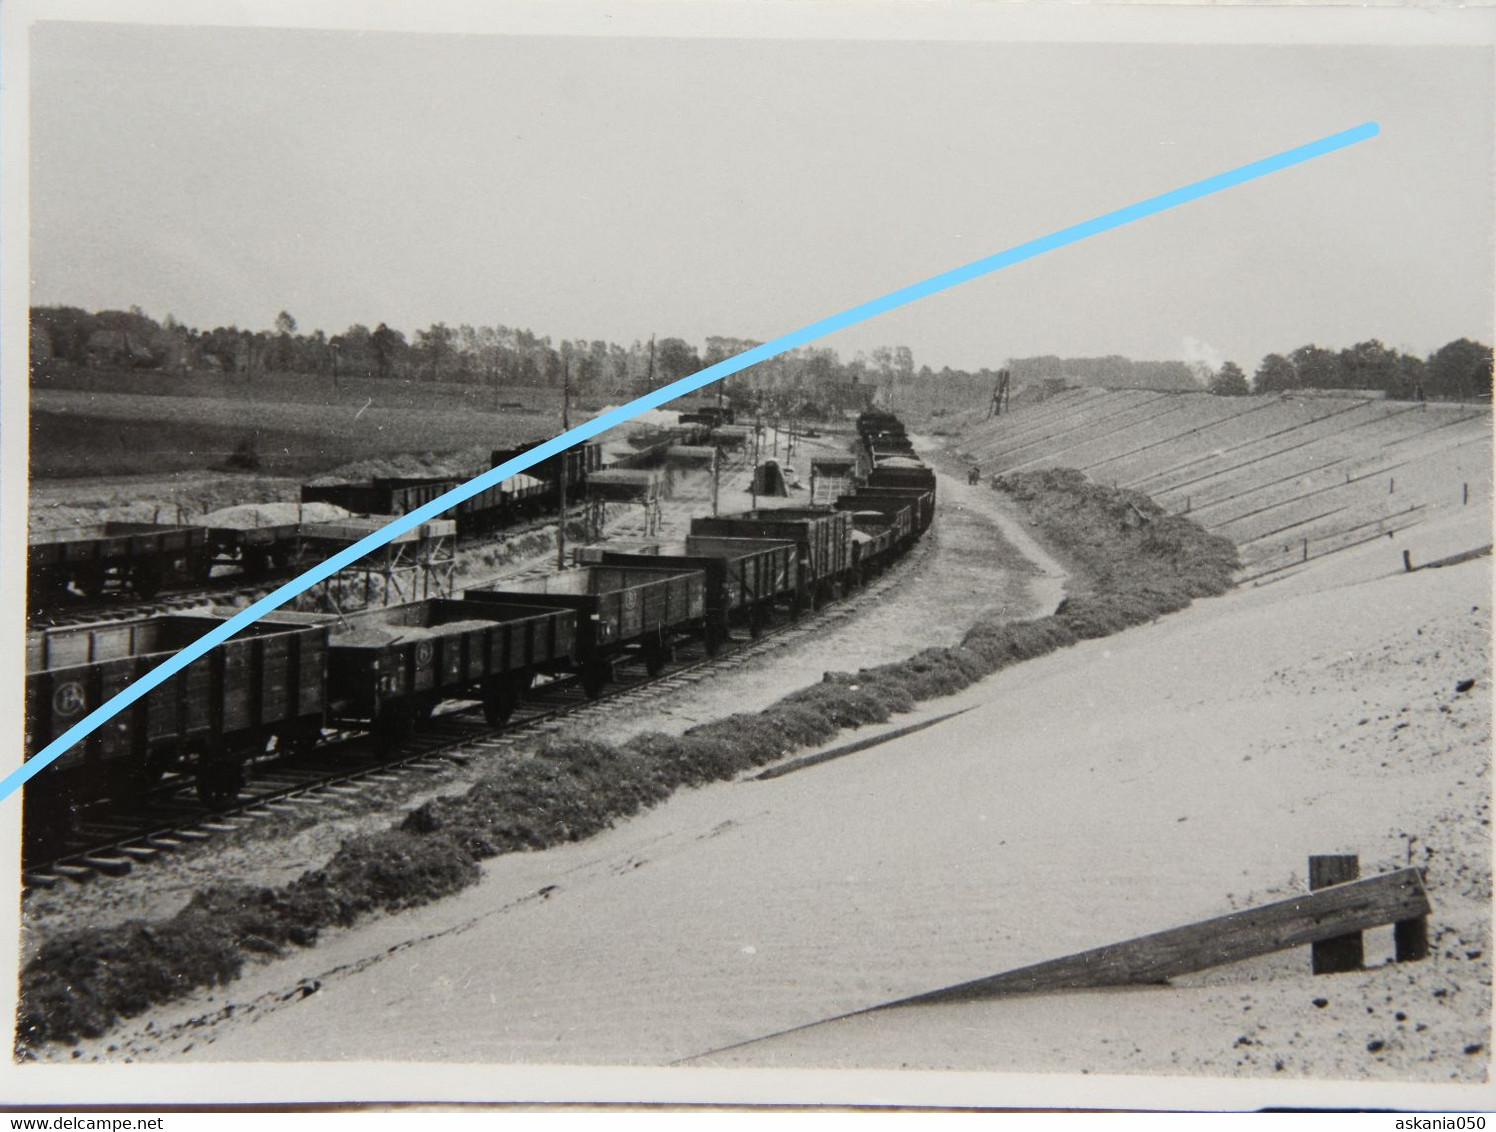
(28, 367), (579, 479)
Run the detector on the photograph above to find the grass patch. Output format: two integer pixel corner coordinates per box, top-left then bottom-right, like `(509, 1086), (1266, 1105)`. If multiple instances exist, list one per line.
(18, 466), (1239, 1052)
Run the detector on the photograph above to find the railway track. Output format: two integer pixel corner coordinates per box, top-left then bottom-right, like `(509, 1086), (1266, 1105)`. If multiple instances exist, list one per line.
(23, 529), (933, 892)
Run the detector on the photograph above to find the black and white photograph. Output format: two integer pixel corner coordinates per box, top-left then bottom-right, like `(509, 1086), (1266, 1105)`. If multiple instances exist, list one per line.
(2, 0), (1494, 1113)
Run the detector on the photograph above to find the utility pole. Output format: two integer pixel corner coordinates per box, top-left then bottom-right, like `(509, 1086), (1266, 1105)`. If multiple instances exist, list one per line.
(557, 359), (571, 570)
(750, 406), (762, 511)
(711, 446), (720, 517)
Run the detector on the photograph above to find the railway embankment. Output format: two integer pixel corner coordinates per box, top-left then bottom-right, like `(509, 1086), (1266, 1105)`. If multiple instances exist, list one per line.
(955, 389), (1491, 581)
(18, 466), (1239, 1053)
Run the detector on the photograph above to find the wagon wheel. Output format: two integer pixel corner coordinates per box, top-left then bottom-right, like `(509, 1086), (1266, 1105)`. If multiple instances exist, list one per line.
(130, 744), (177, 798)
(187, 551), (215, 584)
(748, 604), (766, 638)
(241, 550), (270, 580)
(702, 622), (722, 657)
(579, 663), (608, 700)
(282, 723), (322, 760)
(75, 565), (109, 599)
(372, 703), (414, 756)
(196, 756), (245, 810)
(132, 561), (164, 599)
(21, 774), (76, 863)
(412, 694), (440, 728)
(29, 569), (70, 611)
(644, 643), (673, 677)
(481, 679), (521, 728)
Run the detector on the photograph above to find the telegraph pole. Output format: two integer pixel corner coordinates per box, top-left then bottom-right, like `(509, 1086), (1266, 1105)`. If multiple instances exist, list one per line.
(556, 359), (571, 570)
(750, 406), (762, 511)
(711, 446), (720, 516)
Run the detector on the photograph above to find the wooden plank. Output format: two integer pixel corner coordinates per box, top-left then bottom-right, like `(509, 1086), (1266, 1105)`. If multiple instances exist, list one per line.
(886, 868), (1429, 1009)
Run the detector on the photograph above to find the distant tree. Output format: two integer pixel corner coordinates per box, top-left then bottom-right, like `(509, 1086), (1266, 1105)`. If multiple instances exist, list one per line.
(1210, 361), (1250, 396)
(656, 337), (701, 385)
(371, 322), (405, 380)
(274, 310), (297, 337)
(1338, 339), (1399, 394)
(1289, 345), (1341, 390)
(1394, 351), (1427, 400)
(414, 321), (455, 381)
(1253, 353), (1297, 393)
(1426, 338), (1493, 401)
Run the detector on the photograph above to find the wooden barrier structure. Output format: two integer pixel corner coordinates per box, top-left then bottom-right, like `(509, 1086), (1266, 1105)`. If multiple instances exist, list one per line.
(684, 858), (1434, 1064)
(291, 518), (456, 613)
(881, 864), (1430, 1010)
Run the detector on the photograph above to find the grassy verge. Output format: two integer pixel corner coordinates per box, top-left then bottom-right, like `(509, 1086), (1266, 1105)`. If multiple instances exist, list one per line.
(16, 468), (1239, 1050)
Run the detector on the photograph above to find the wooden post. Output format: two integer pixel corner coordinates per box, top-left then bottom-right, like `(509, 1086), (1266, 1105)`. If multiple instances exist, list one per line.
(1309, 855), (1364, 974)
(1403, 549), (1413, 573)
(1302, 539), (1309, 563)
(1464, 483), (1469, 506)
(1390, 477), (1395, 494)
(1395, 906), (1430, 962)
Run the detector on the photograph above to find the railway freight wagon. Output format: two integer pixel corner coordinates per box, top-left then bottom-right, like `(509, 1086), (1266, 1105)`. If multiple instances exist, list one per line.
(28, 522), (211, 603)
(866, 458), (937, 494)
(467, 565), (708, 696)
(490, 441), (603, 495)
(273, 599), (579, 745)
(23, 613), (329, 849)
(589, 536), (797, 648)
(846, 512), (900, 581)
(689, 509), (854, 612)
(837, 495), (915, 554)
(300, 478), (451, 518)
(838, 486), (935, 539)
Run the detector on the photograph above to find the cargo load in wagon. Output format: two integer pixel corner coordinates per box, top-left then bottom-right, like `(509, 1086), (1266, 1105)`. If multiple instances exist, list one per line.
(467, 565), (708, 692)
(591, 536), (796, 645)
(271, 599), (577, 734)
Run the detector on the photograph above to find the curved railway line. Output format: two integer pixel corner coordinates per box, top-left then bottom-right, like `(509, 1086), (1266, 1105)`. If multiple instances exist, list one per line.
(23, 528), (934, 891)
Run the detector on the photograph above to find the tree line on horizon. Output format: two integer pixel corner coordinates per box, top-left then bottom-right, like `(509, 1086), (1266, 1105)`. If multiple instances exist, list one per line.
(28, 304), (1493, 409)
(26, 304), (1002, 415)
(1205, 338), (1493, 401)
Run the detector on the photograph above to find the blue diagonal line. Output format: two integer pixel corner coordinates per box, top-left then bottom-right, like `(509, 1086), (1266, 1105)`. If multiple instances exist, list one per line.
(3, 120), (1379, 804)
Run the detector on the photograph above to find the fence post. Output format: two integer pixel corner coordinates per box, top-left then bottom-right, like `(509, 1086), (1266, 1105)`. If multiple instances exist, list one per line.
(1395, 899), (1430, 962)
(1309, 854), (1364, 974)
(1302, 539), (1309, 563)
(1464, 483), (1469, 506)
(1403, 549), (1413, 573)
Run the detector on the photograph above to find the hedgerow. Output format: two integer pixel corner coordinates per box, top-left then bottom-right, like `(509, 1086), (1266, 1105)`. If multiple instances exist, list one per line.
(17, 467), (1238, 1050)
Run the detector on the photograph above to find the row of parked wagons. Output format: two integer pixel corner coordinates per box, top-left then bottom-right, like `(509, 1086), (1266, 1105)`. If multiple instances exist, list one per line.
(26, 443), (607, 608)
(26, 421), (760, 609)
(23, 431), (936, 855)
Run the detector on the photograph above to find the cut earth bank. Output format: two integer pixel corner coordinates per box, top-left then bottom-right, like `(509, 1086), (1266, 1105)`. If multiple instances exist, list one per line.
(38, 447), (1492, 1094)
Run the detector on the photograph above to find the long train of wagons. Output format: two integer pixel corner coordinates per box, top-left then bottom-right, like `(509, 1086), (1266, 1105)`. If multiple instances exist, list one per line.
(21, 412), (936, 855)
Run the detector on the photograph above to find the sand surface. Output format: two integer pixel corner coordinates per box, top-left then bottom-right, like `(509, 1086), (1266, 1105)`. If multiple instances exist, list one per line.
(64, 482), (1489, 1101)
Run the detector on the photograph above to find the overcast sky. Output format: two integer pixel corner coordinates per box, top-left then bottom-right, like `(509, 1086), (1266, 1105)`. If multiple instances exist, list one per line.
(27, 20), (1495, 374)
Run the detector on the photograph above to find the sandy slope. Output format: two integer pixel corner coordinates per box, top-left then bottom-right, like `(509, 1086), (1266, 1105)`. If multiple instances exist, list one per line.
(75, 469), (1489, 1100)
